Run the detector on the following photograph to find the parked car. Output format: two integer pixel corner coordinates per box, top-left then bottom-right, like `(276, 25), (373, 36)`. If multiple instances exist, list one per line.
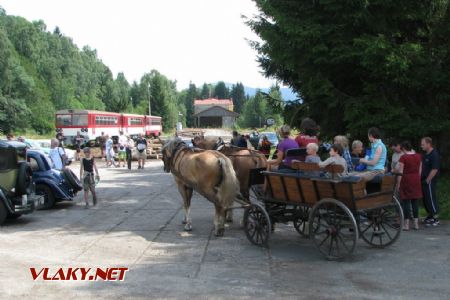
(25, 139), (75, 165)
(248, 131), (280, 150)
(24, 139), (50, 155)
(0, 141), (43, 224)
(259, 132), (279, 148)
(27, 150), (82, 209)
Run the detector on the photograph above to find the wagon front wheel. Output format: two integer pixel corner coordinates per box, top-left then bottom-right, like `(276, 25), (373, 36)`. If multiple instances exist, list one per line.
(243, 202), (271, 247)
(309, 199), (358, 260)
(293, 206), (309, 237)
(359, 197), (403, 248)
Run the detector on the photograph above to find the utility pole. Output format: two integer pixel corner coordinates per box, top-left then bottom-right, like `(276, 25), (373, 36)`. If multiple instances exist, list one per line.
(148, 84), (151, 116)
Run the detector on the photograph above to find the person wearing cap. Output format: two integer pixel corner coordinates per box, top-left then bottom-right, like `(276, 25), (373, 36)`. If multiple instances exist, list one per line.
(80, 147), (99, 208)
(267, 125), (299, 170)
(125, 135), (134, 170)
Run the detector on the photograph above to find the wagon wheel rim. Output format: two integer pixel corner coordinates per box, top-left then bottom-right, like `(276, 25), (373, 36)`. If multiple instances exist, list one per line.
(293, 206), (309, 237)
(309, 199), (358, 260)
(243, 202), (271, 247)
(359, 197), (403, 248)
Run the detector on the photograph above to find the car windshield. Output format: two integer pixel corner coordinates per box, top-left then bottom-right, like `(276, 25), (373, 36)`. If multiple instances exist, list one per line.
(261, 132), (278, 143)
(26, 140), (41, 148)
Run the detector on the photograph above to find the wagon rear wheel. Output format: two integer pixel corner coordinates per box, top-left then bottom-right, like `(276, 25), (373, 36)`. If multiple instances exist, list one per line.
(293, 206), (309, 237)
(359, 197), (403, 248)
(243, 202), (271, 247)
(309, 199), (358, 260)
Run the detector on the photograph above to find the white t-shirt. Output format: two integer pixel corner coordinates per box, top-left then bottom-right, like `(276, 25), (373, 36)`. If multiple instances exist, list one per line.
(119, 135), (127, 147)
(49, 147), (65, 170)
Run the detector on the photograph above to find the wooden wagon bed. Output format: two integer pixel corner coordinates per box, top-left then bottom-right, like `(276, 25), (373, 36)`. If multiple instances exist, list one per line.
(242, 162), (403, 260)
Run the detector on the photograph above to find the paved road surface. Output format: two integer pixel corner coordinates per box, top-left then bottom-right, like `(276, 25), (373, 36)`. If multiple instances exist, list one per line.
(1, 160), (449, 299)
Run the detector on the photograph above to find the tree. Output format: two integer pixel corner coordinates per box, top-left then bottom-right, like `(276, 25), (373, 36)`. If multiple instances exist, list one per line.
(213, 81), (229, 99)
(200, 83), (211, 99)
(183, 83), (197, 127)
(248, 0), (450, 140)
(230, 82), (246, 114)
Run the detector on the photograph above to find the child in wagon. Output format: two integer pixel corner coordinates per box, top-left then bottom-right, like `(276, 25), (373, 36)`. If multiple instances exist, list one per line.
(304, 142), (321, 177)
(80, 147), (100, 208)
(318, 144), (348, 179)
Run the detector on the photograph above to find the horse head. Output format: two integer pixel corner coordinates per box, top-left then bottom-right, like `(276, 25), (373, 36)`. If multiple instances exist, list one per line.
(161, 138), (185, 172)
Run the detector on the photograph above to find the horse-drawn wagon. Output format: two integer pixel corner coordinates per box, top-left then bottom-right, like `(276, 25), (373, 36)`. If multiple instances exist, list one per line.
(240, 162), (403, 260)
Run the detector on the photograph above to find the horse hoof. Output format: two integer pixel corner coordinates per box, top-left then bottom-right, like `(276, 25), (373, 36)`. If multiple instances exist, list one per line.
(214, 228), (224, 237)
(184, 224), (192, 231)
(182, 219), (187, 225)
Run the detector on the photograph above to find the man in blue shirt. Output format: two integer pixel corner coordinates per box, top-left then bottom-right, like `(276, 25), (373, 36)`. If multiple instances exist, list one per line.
(421, 137), (440, 226)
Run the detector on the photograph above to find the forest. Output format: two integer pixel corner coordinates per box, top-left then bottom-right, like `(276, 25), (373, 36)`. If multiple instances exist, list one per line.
(0, 7), (282, 135)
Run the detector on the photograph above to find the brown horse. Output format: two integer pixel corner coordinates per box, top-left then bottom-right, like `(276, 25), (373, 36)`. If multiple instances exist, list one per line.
(161, 138), (240, 236)
(192, 136), (267, 200)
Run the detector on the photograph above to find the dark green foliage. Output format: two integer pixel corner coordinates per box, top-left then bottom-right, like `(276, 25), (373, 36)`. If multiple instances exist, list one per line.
(200, 83), (212, 99)
(248, 0), (450, 141)
(182, 83), (197, 127)
(238, 87), (283, 128)
(230, 82), (246, 114)
(213, 81), (230, 99)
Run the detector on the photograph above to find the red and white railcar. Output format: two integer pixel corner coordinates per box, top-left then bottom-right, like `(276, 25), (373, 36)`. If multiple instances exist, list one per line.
(144, 115), (162, 137)
(122, 113), (146, 136)
(55, 109), (162, 144)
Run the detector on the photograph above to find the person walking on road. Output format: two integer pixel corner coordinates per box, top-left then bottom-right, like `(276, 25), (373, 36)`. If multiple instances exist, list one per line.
(118, 131), (127, 167)
(421, 137), (440, 226)
(80, 147), (99, 208)
(396, 141), (422, 230)
(105, 134), (117, 168)
(126, 135), (134, 170)
(136, 133), (147, 169)
(74, 131), (84, 161)
(98, 132), (107, 161)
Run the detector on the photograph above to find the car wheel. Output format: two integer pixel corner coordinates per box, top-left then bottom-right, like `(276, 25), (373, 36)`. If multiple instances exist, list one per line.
(36, 184), (55, 209)
(7, 213), (22, 219)
(0, 201), (7, 225)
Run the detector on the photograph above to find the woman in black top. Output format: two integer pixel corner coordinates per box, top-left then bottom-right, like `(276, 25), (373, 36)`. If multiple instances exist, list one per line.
(80, 147), (100, 208)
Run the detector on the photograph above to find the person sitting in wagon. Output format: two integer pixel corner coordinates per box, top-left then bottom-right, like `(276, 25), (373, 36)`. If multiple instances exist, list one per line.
(350, 127), (387, 182)
(318, 144), (348, 179)
(304, 142), (321, 177)
(267, 125), (299, 172)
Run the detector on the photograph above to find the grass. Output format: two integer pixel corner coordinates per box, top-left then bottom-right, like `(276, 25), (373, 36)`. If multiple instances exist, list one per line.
(436, 173), (450, 220)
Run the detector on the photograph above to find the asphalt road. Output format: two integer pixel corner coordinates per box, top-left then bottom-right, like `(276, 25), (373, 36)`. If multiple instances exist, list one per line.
(1, 160), (449, 299)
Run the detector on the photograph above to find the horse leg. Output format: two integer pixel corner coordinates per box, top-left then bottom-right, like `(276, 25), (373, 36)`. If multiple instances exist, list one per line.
(214, 204), (226, 237)
(183, 187), (193, 231)
(225, 209), (233, 223)
(176, 179), (193, 231)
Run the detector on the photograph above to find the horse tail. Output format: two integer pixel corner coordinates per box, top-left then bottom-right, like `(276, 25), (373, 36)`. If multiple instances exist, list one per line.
(215, 156), (240, 208)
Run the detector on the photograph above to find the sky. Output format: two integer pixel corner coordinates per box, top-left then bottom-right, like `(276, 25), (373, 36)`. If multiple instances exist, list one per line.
(1, 0), (278, 90)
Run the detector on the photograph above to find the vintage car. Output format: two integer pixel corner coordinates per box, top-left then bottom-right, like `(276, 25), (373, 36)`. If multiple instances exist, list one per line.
(0, 141), (42, 224)
(25, 139), (75, 165)
(27, 150), (82, 209)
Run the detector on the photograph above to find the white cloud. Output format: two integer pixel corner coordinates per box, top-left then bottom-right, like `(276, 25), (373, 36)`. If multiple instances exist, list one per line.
(1, 0), (278, 90)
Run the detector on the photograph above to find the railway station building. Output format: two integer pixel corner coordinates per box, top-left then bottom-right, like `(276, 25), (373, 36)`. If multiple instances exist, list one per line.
(193, 98), (239, 128)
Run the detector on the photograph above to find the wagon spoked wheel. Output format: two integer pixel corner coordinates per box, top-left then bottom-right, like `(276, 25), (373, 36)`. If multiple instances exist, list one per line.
(293, 206), (309, 237)
(359, 197), (403, 248)
(243, 202), (271, 247)
(309, 199), (358, 260)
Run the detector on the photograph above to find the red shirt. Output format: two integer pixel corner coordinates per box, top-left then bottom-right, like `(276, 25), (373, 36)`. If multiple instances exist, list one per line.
(295, 135), (319, 161)
(399, 153), (422, 200)
(295, 134), (319, 148)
